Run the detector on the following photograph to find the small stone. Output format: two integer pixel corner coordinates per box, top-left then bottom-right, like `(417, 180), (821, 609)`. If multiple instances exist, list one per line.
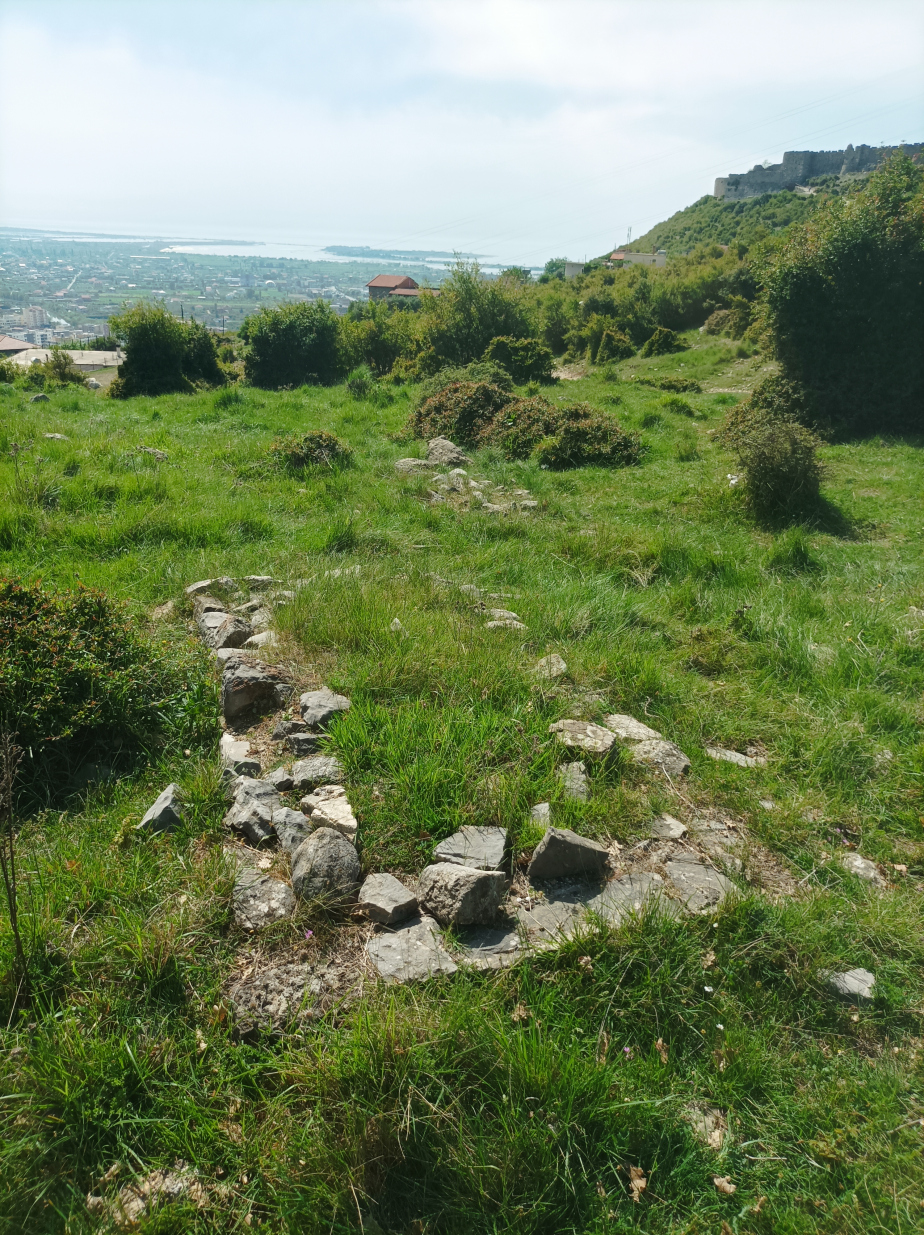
(427, 437), (470, 465)
(192, 593), (226, 619)
(417, 862), (505, 925)
(287, 732), (321, 757)
(530, 802), (551, 823)
(684, 1105), (728, 1151)
(300, 784), (358, 842)
(358, 873), (418, 925)
(839, 852), (885, 886)
(534, 654), (567, 679)
(485, 619), (526, 630)
(486, 608), (520, 621)
(243, 575), (277, 589)
(630, 739), (691, 778)
(186, 579), (221, 596)
(244, 630), (277, 649)
(220, 733), (261, 778)
(394, 458), (434, 473)
(299, 687), (351, 728)
(224, 777), (281, 845)
(137, 783), (184, 833)
(557, 761), (588, 799)
(272, 718), (306, 740)
(366, 915), (458, 983)
(705, 745), (767, 768)
(459, 584), (481, 598)
(649, 814), (687, 840)
(214, 647), (245, 666)
(821, 967), (876, 1003)
(603, 713), (663, 742)
(433, 825), (507, 871)
(151, 600), (175, 621)
(264, 766), (293, 791)
(226, 961), (319, 1038)
(758, 798), (775, 811)
(87, 378), (101, 389)
(389, 618), (406, 634)
(291, 755), (344, 792)
(138, 445), (168, 462)
(272, 806), (313, 856)
(29, 393), (49, 402)
(291, 827), (361, 904)
(519, 500), (539, 510)
(480, 503), (509, 514)
(548, 719), (616, 756)
(222, 660), (292, 721)
(249, 607), (273, 633)
(233, 869), (296, 931)
(527, 827), (609, 883)
(43, 432), (69, 440)
(198, 610), (252, 650)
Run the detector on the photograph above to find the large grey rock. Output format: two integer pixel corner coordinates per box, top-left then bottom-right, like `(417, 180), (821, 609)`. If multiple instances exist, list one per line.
(138, 783), (184, 833)
(527, 827), (609, 883)
(199, 610), (252, 650)
(587, 872), (671, 924)
(839, 852), (885, 886)
(291, 755), (344, 792)
(534, 654), (567, 680)
(300, 784), (358, 842)
(272, 806), (313, 856)
(433, 825), (507, 871)
(291, 827), (360, 904)
(222, 660), (292, 721)
(299, 688), (351, 729)
(220, 733), (260, 778)
(558, 761), (588, 799)
(224, 776), (281, 845)
(822, 967), (876, 1003)
(548, 719), (616, 756)
(366, 915), (458, 983)
(603, 714), (663, 742)
(417, 862), (505, 925)
(264, 766), (294, 791)
(705, 745), (768, 769)
(427, 437), (470, 465)
(664, 856), (734, 913)
(287, 732), (320, 757)
(233, 869), (296, 931)
(630, 739), (691, 778)
(358, 873), (418, 925)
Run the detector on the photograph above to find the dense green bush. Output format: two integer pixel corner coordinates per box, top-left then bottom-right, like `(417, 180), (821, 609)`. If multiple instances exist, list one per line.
(409, 381), (513, 442)
(639, 326), (685, 357)
(660, 395), (695, 416)
(483, 398), (643, 468)
(416, 262), (534, 369)
(595, 329), (635, 363)
(482, 335), (554, 384)
(649, 376), (702, 394)
(241, 301), (341, 389)
(271, 430), (353, 471)
(760, 152), (924, 433)
(0, 580), (214, 803)
(0, 358), (17, 385)
(720, 397), (826, 521)
(108, 303), (225, 398)
(415, 361), (513, 405)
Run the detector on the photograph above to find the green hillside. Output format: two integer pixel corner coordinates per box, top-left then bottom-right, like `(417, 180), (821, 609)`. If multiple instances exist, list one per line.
(627, 189), (824, 256)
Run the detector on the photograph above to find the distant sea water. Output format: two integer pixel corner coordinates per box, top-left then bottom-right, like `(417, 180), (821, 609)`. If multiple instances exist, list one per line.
(161, 240), (528, 275)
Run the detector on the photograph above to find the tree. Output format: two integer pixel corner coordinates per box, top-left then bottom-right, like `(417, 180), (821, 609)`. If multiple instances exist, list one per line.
(417, 260), (534, 370)
(760, 152), (924, 433)
(107, 302), (224, 397)
(241, 301), (341, 388)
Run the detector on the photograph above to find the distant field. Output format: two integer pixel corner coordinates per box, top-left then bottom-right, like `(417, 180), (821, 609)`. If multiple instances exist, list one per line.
(1, 335), (922, 1234)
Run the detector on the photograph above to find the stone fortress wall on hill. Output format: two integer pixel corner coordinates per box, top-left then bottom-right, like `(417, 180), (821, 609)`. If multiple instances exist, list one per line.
(714, 142), (923, 200)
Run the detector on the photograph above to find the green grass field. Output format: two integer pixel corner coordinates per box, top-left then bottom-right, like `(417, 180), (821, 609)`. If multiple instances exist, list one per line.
(1, 335), (923, 1234)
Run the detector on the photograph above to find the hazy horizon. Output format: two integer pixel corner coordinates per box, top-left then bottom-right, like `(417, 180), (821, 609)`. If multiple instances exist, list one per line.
(1, 1), (922, 266)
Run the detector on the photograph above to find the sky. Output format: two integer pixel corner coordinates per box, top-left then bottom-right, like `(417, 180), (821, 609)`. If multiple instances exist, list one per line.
(1, 0), (922, 266)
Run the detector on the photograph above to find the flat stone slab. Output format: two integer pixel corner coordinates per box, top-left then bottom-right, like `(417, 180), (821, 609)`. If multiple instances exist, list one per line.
(516, 882), (592, 946)
(839, 853), (884, 886)
(138, 783), (184, 833)
(394, 458), (435, 473)
(366, 915), (458, 983)
(649, 814), (687, 840)
(528, 827), (609, 882)
(358, 873), (418, 925)
(287, 732), (321, 757)
(433, 825), (507, 871)
(299, 688), (351, 729)
(458, 924), (521, 970)
(705, 745), (768, 769)
(822, 967), (876, 1003)
(485, 619), (526, 630)
(300, 784), (358, 842)
(291, 756), (344, 792)
(587, 872), (670, 924)
(225, 962), (323, 1038)
(418, 862), (506, 925)
(630, 739), (691, 778)
(233, 870), (296, 931)
(604, 713), (664, 742)
(220, 733), (260, 778)
(548, 719), (616, 756)
(664, 856), (734, 913)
